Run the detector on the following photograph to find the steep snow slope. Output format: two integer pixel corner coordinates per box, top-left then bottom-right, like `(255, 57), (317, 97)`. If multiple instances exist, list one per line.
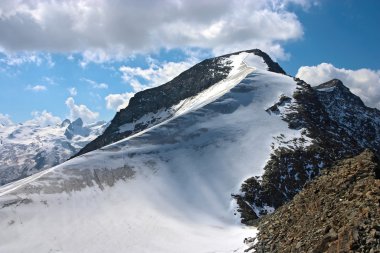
(0, 119), (107, 185)
(0, 53), (306, 253)
(75, 49), (286, 158)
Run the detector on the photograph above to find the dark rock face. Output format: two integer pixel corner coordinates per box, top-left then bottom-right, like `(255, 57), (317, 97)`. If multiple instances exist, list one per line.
(315, 79), (380, 152)
(64, 118), (90, 140)
(74, 49), (284, 158)
(234, 78), (380, 222)
(249, 150), (380, 253)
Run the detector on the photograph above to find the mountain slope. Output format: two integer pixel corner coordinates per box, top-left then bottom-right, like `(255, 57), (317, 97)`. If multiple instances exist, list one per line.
(0, 119), (107, 186)
(74, 49), (286, 158)
(1, 49), (379, 252)
(250, 150), (380, 252)
(0, 51), (303, 253)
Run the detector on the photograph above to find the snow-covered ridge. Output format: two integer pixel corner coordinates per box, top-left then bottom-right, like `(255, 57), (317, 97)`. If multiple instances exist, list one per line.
(75, 50), (280, 158)
(118, 52), (266, 135)
(0, 54), (303, 252)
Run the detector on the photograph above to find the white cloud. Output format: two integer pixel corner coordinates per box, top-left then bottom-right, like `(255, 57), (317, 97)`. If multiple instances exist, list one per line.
(0, 52), (54, 67)
(105, 92), (135, 111)
(26, 84), (47, 92)
(81, 78), (108, 89)
(26, 110), (61, 127)
(65, 97), (99, 123)
(120, 58), (196, 92)
(0, 113), (13, 126)
(0, 0), (309, 62)
(0, 52), (42, 66)
(296, 63), (380, 109)
(68, 87), (77, 96)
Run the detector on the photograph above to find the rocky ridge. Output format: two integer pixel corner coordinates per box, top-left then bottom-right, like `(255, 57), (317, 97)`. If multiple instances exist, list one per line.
(234, 77), (380, 224)
(248, 150), (380, 252)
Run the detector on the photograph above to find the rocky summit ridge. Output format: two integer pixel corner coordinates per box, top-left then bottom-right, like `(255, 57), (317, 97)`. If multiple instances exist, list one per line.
(234, 76), (380, 224)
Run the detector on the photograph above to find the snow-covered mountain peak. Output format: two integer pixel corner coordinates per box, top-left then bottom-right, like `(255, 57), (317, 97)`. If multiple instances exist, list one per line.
(60, 119), (71, 128)
(223, 51), (269, 75)
(75, 49), (286, 158)
(1, 49), (379, 252)
(0, 50), (299, 252)
(71, 118), (84, 127)
(64, 118), (90, 139)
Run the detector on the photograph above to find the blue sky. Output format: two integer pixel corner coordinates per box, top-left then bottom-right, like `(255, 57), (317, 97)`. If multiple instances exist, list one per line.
(282, 0), (380, 74)
(0, 0), (379, 125)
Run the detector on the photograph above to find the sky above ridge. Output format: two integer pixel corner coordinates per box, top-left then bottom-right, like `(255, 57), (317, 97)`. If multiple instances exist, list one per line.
(0, 0), (379, 125)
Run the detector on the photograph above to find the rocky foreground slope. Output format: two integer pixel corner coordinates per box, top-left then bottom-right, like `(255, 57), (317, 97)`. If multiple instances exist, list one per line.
(247, 150), (380, 252)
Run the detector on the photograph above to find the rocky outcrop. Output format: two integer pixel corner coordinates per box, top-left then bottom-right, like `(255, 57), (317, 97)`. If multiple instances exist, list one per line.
(64, 118), (90, 140)
(234, 78), (380, 223)
(248, 150), (380, 252)
(315, 79), (380, 152)
(74, 49), (285, 158)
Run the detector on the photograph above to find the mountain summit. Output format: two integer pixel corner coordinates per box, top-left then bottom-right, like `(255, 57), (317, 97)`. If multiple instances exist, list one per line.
(0, 49), (379, 253)
(74, 49), (285, 158)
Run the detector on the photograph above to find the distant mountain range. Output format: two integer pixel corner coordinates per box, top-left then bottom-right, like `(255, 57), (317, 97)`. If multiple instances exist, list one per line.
(0, 118), (107, 185)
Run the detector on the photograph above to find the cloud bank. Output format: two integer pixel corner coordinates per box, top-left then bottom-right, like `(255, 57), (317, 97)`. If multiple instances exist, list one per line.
(0, 0), (310, 61)
(296, 63), (380, 109)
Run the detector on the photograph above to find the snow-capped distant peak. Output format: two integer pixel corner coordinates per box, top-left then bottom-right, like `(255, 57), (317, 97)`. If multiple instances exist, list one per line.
(0, 118), (108, 185)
